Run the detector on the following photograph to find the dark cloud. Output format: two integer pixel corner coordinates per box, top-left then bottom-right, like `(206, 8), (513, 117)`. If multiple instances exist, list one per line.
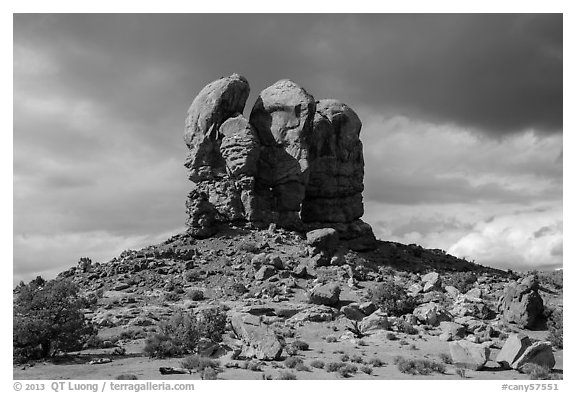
(14, 13), (562, 136)
(364, 170), (560, 206)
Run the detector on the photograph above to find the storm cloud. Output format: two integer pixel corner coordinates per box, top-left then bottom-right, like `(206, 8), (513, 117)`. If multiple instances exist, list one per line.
(13, 14), (563, 283)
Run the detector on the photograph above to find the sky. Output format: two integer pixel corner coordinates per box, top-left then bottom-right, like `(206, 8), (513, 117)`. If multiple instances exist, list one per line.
(13, 13), (563, 284)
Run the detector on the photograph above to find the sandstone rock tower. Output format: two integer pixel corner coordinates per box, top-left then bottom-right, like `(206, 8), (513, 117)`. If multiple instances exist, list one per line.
(184, 74), (376, 250)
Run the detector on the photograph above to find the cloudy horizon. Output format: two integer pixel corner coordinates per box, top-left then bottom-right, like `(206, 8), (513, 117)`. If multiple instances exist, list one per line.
(13, 14), (563, 285)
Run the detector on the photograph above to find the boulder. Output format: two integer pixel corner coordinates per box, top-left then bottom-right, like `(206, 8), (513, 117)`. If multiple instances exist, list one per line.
(229, 312), (283, 360)
(359, 310), (390, 334)
(421, 272), (441, 291)
(444, 285), (460, 298)
(287, 305), (338, 323)
(449, 340), (490, 370)
(496, 333), (532, 369)
(439, 321), (466, 339)
(498, 275), (544, 329)
(292, 264), (308, 278)
(359, 301), (377, 316)
(308, 284), (341, 307)
(413, 302), (452, 326)
(341, 304), (365, 321)
(408, 283), (423, 295)
(306, 228), (339, 257)
(511, 341), (555, 370)
(255, 265), (276, 281)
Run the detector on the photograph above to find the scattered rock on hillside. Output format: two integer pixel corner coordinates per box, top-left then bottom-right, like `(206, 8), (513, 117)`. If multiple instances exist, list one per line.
(496, 333), (533, 369)
(512, 341), (555, 371)
(498, 275), (544, 329)
(229, 312), (283, 360)
(308, 284), (341, 307)
(449, 340), (490, 371)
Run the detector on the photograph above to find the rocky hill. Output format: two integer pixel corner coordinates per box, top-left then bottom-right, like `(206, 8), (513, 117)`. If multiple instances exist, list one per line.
(13, 75), (562, 381)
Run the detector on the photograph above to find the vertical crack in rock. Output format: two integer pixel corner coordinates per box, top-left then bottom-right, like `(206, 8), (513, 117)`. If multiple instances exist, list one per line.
(184, 74), (376, 249)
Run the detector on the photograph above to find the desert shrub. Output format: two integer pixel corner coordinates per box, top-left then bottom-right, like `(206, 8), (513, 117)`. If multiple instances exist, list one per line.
(284, 356), (304, 369)
(443, 272), (477, 293)
(522, 363), (551, 380)
(409, 344), (418, 350)
(350, 354), (364, 364)
(230, 283), (248, 294)
(338, 363), (358, 378)
(244, 360), (262, 371)
(290, 340), (309, 351)
(115, 374), (138, 380)
(368, 357), (384, 367)
(187, 290), (204, 301)
(285, 346), (299, 356)
(201, 367), (218, 380)
(386, 332), (398, 341)
(310, 360), (325, 369)
(326, 362), (346, 372)
(144, 307), (226, 358)
(340, 354), (350, 362)
(394, 356), (446, 375)
(360, 365), (373, 375)
(357, 339), (367, 346)
(546, 308), (563, 349)
(181, 355), (220, 372)
(164, 292), (181, 302)
(296, 364), (311, 372)
(325, 335), (337, 343)
(369, 281), (417, 317)
(13, 278), (96, 362)
(439, 353), (452, 364)
(276, 371), (297, 380)
(85, 335), (104, 349)
(397, 321), (418, 335)
(184, 270), (201, 282)
(120, 328), (144, 341)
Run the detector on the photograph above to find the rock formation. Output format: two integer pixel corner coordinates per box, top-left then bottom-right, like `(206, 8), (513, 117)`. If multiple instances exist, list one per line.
(184, 74), (376, 249)
(498, 275), (544, 329)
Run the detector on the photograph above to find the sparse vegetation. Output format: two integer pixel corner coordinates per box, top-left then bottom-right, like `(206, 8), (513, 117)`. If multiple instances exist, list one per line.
(201, 367), (218, 380)
(143, 308), (226, 358)
(284, 356), (304, 369)
(290, 340), (309, 351)
(326, 362), (346, 372)
(276, 371), (297, 380)
(310, 360), (325, 369)
(439, 353), (453, 364)
(187, 289), (205, 301)
(338, 363), (358, 378)
(386, 332), (398, 341)
(360, 365), (373, 375)
(370, 281), (417, 316)
(181, 355), (220, 372)
(368, 357), (384, 367)
(325, 335), (337, 343)
(443, 272), (477, 293)
(115, 374), (138, 380)
(522, 363), (552, 380)
(546, 308), (563, 349)
(394, 356), (446, 375)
